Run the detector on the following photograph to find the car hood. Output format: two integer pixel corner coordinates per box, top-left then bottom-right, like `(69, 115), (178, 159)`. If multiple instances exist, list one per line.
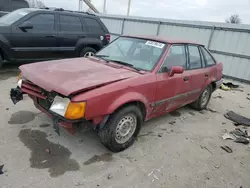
(20, 58), (140, 96)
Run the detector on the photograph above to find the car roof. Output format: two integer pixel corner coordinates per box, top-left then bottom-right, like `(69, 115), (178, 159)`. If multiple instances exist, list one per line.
(123, 35), (204, 46)
(22, 8), (97, 18)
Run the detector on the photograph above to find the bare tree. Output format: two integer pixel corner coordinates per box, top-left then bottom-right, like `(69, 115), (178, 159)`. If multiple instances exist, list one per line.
(226, 14), (242, 24)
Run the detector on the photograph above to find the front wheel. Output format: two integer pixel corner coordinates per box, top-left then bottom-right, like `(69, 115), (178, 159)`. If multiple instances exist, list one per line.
(98, 105), (143, 152)
(191, 85), (212, 110)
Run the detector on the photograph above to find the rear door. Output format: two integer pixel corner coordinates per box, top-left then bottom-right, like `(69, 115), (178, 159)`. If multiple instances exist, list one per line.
(57, 13), (87, 58)
(186, 45), (207, 100)
(154, 44), (192, 115)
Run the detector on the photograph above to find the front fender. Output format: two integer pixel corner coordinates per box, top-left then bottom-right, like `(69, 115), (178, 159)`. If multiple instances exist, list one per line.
(107, 92), (149, 114)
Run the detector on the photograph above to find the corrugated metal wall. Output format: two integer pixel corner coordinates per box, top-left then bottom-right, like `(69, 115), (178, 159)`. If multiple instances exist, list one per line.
(99, 14), (250, 82)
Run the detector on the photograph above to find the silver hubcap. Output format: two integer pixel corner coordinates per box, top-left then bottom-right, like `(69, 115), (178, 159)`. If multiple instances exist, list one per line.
(201, 88), (210, 107)
(84, 52), (94, 57)
(115, 114), (137, 144)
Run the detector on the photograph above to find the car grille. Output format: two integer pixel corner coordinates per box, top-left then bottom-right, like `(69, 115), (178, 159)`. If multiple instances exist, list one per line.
(21, 80), (56, 110)
(38, 98), (53, 110)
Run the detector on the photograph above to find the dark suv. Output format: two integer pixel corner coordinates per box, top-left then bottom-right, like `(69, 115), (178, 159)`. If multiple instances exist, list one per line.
(0, 8), (110, 68)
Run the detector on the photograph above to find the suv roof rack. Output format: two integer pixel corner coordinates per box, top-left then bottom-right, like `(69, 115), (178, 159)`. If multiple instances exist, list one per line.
(41, 7), (96, 16)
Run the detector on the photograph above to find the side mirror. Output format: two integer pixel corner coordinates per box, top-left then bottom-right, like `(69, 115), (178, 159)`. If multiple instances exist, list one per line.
(19, 21), (33, 31)
(169, 66), (184, 77)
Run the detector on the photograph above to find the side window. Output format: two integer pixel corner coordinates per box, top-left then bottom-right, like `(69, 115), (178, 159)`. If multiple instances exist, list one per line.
(161, 45), (186, 71)
(59, 15), (82, 32)
(84, 18), (104, 32)
(25, 14), (54, 32)
(188, 45), (202, 69)
(201, 47), (216, 66)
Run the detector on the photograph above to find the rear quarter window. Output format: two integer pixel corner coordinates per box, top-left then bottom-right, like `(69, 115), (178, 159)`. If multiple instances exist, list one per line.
(201, 47), (216, 66)
(84, 18), (104, 32)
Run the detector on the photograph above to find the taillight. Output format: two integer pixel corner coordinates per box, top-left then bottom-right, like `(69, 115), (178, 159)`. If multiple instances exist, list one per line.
(105, 34), (110, 42)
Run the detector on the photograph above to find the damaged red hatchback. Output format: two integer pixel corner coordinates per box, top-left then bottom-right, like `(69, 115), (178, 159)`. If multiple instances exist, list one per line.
(10, 35), (223, 152)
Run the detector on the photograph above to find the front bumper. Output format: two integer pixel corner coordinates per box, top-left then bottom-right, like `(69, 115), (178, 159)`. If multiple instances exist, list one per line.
(10, 87), (84, 135)
(10, 87), (23, 104)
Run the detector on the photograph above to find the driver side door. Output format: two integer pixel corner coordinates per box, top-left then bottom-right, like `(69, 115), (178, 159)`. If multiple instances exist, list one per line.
(11, 13), (57, 60)
(153, 44), (192, 116)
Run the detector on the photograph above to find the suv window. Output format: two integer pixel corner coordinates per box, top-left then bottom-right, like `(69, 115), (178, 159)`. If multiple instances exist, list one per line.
(201, 47), (216, 66)
(161, 45), (186, 71)
(25, 13), (54, 32)
(188, 45), (202, 69)
(84, 18), (104, 32)
(59, 15), (82, 32)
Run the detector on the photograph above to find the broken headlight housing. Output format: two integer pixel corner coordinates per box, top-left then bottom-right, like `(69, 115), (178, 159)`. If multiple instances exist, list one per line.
(49, 96), (86, 120)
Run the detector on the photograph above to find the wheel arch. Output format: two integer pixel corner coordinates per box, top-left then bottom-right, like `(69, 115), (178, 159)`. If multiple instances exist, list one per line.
(112, 101), (147, 121)
(75, 38), (103, 55)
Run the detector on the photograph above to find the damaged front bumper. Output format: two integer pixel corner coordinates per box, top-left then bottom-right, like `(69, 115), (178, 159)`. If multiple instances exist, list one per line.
(10, 87), (86, 135)
(10, 87), (23, 104)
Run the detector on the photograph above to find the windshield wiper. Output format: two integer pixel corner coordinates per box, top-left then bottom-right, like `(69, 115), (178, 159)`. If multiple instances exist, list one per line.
(93, 54), (109, 62)
(109, 59), (141, 71)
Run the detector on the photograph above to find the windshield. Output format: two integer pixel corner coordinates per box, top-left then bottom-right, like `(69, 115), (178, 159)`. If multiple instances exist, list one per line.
(0, 9), (35, 26)
(96, 37), (166, 71)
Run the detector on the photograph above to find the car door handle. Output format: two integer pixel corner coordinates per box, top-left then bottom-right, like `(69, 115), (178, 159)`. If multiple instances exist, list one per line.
(78, 35), (85, 38)
(183, 77), (189, 81)
(205, 73), (209, 77)
(46, 35), (56, 38)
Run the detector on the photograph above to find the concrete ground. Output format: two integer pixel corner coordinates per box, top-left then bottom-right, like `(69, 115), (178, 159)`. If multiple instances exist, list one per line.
(0, 64), (250, 188)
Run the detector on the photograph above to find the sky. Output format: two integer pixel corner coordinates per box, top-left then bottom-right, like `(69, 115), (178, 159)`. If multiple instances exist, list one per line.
(42, 0), (250, 24)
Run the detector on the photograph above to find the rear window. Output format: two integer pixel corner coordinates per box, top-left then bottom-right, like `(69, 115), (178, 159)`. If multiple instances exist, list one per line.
(59, 15), (82, 32)
(84, 18), (104, 32)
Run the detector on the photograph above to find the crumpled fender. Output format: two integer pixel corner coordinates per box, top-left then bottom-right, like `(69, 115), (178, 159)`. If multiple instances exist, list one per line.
(107, 91), (149, 115)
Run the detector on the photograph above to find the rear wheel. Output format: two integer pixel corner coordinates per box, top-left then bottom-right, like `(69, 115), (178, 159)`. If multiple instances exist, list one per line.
(79, 47), (97, 57)
(191, 85), (212, 110)
(98, 105), (143, 152)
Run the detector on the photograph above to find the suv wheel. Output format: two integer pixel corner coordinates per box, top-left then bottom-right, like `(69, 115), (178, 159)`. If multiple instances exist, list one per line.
(80, 47), (97, 57)
(191, 85), (212, 110)
(98, 105), (143, 152)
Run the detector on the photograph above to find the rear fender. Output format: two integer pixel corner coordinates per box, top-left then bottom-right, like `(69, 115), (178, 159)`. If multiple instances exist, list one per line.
(75, 38), (103, 54)
(216, 62), (223, 80)
(205, 62), (223, 90)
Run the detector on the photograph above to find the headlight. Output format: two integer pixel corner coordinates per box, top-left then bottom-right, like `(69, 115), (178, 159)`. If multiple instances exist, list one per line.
(49, 96), (86, 120)
(17, 72), (23, 82)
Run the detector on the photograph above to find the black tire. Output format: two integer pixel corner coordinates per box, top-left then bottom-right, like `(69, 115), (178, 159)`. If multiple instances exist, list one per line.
(79, 47), (97, 57)
(98, 105), (143, 152)
(191, 85), (212, 110)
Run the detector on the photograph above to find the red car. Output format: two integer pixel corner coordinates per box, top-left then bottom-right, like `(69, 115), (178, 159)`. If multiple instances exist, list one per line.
(10, 35), (223, 152)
